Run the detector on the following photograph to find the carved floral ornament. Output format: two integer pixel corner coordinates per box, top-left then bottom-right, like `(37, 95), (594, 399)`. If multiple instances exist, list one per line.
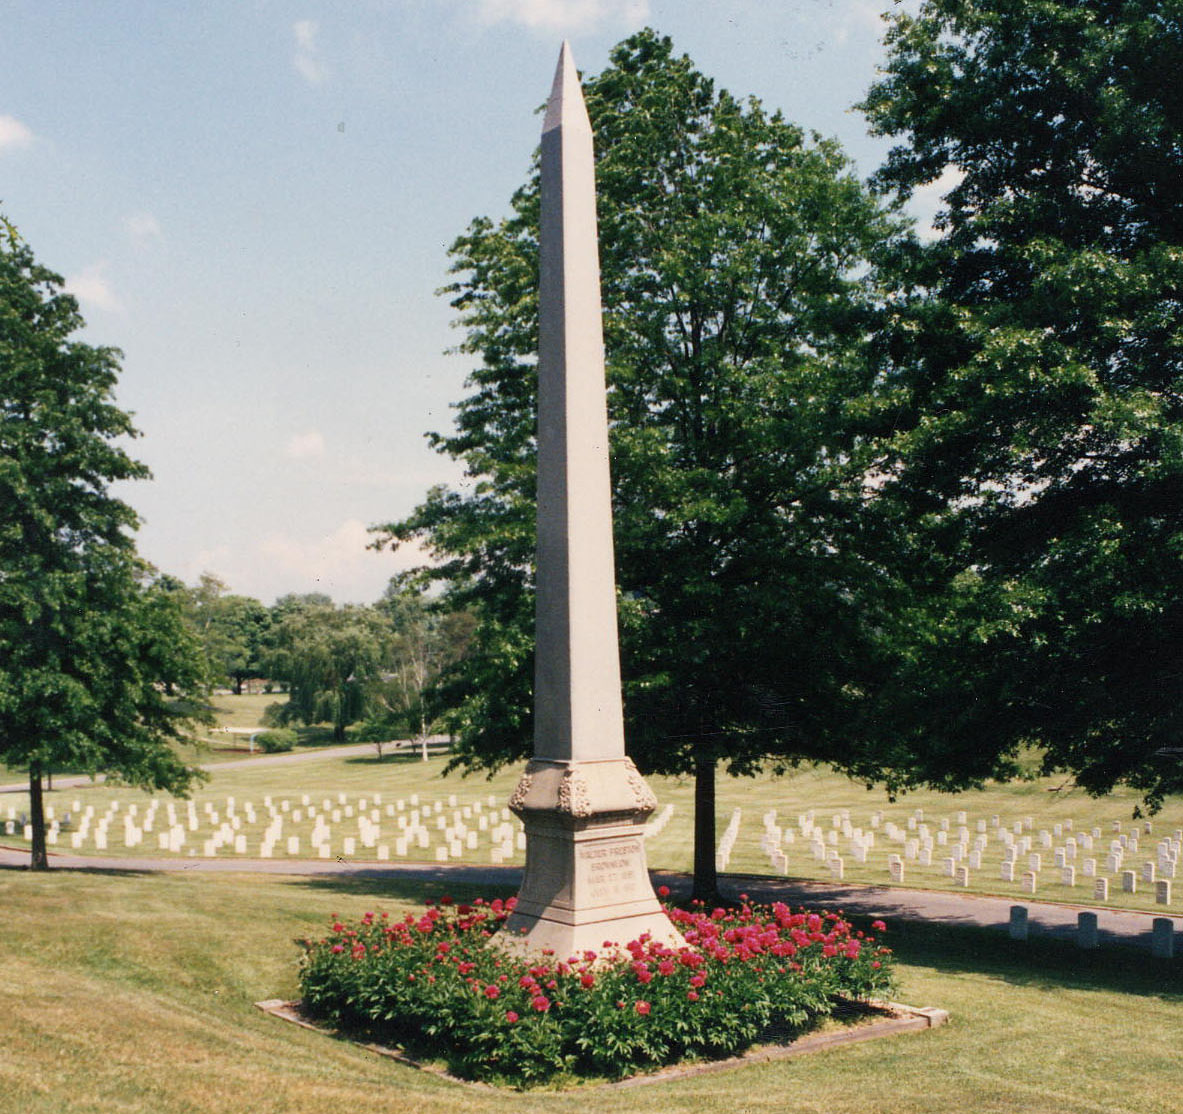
(508, 758), (657, 818)
(557, 767), (594, 817)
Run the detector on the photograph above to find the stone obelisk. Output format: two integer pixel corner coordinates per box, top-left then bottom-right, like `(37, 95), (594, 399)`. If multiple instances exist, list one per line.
(501, 43), (681, 954)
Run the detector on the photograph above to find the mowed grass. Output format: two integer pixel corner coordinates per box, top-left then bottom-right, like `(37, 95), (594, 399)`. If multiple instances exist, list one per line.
(4, 744), (1183, 914)
(1, 867), (1181, 1114)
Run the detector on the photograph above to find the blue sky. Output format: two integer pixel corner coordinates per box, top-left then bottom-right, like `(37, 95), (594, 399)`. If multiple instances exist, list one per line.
(1, 0), (937, 604)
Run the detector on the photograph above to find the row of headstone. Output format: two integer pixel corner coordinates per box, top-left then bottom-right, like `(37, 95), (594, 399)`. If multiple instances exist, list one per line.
(646, 804), (675, 840)
(715, 808), (742, 871)
(1009, 904), (1177, 958)
(3, 789), (532, 862)
(746, 806), (1181, 908)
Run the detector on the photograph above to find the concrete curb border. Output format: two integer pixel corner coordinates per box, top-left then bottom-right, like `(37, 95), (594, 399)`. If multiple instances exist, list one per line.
(255, 996), (949, 1090)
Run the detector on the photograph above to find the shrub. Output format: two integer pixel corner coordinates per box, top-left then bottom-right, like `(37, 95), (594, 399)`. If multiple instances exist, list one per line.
(297, 894), (896, 1088)
(254, 729), (296, 753)
(261, 702), (287, 728)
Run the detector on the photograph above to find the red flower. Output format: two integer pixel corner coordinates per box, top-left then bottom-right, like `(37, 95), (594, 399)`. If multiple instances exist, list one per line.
(657, 885), (670, 897)
(505, 1010), (519, 1023)
(872, 920), (887, 932)
(531, 995), (551, 1012)
(635, 1000), (651, 1016)
(485, 985), (500, 1000)
(687, 991), (699, 1001)
(580, 973), (595, 988)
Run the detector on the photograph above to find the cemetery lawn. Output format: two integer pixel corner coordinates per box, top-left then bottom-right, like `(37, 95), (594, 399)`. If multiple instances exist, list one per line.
(6, 753), (1183, 916)
(2, 867), (1180, 1113)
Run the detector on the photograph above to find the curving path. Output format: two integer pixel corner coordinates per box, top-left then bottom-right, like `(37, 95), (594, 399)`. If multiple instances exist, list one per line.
(0, 738), (445, 794)
(1, 843), (1178, 954)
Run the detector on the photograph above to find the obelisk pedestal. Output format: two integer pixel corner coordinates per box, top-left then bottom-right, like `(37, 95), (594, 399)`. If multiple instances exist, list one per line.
(499, 44), (680, 955)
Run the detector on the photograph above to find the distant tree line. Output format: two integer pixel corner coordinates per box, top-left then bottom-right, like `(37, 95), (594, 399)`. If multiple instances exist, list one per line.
(160, 574), (475, 754)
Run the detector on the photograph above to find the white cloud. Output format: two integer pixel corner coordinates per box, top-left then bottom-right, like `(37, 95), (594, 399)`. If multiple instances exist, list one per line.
(910, 164), (965, 242)
(182, 547), (233, 584)
(471, 0), (648, 32)
(0, 114), (33, 152)
(286, 429), (327, 459)
(832, 0), (890, 45)
(177, 521), (435, 604)
(293, 19), (326, 84)
(63, 262), (123, 313)
(124, 212), (162, 244)
(256, 519), (434, 601)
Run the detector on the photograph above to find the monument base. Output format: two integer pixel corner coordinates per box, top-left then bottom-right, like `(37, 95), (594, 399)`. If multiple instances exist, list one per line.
(496, 757), (683, 955)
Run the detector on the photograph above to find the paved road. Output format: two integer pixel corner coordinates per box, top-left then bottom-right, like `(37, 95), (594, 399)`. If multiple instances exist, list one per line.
(2, 845), (1178, 953)
(0, 739), (447, 794)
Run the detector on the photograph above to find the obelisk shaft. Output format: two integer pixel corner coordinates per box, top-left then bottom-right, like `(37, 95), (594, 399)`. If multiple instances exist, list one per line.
(534, 41), (625, 764)
(499, 44), (680, 955)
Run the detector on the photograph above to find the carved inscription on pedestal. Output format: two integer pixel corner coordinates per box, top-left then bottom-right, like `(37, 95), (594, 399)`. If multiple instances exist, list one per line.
(578, 839), (643, 903)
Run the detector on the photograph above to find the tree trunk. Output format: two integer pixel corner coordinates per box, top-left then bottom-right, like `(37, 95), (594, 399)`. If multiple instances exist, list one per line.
(419, 711), (429, 761)
(692, 747), (718, 904)
(29, 762), (49, 871)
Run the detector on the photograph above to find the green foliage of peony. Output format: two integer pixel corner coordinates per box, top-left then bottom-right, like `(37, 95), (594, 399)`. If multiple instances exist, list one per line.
(298, 895), (895, 1087)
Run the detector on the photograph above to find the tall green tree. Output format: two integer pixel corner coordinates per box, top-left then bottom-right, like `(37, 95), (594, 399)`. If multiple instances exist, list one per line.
(860, 0), (1183, 808)
(374, 31), (909, 898)
(0, 220), (209, 869)
(179, 573), (271, 694)
(366, 580), (476, 760)
(266, 601), (392, 743)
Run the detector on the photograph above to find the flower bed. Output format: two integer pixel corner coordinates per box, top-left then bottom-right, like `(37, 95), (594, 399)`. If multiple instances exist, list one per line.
(297, 890), (895, 1088)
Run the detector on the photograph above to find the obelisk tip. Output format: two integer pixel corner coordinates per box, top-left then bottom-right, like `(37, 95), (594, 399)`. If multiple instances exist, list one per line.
(543, 41), (586, 134)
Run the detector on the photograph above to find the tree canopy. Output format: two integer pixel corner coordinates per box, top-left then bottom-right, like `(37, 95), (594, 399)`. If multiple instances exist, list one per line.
(374, 30), (910, 896)
(0, 220), (209, 868)
(167, 573), (271, 695)
(860, 0), (1183, 809)
(266, 599), (392, 743)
